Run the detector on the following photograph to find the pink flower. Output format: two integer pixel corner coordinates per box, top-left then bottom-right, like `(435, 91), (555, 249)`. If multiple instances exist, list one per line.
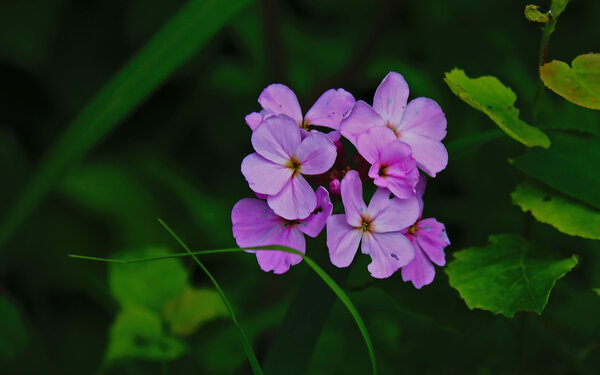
(232, 187), (333, 274)
(241, 115), (337, 220)
(340, 72), (448, 177)
(326, 170), (420, 279)
(356, 126), (419, 199)
(245, 84), (356, 131)
(401, 176), (450, 288)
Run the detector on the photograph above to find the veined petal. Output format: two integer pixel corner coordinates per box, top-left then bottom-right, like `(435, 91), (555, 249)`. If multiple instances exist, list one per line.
(396, 97), (447, 140)
(373, 72), (409, 128)
(305, 88), (356, 130)
(340, 170), (367, 227)
(399, 132), (448, 177)
(255, 227), (305, 274)
(241, 153), (292, 195)
(363, 231), (414, 279)
(299, 186), (333, 237)
(326, 214), (362, 268)
(368, 188), (420, 232)
(401, 241), (435, 289)
(415, 218), (449, 266)
(258, 83), (303, 124)
(268, 175), (317, 220)
(295, 131), (337, 175)
(231, 198), (284, 248)
(356, 126), (397, 164)
(252, 115), (301, 164)
(340, 101), (385, 147)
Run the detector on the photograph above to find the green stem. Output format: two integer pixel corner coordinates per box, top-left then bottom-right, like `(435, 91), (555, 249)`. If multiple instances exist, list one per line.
(530, 8), (558, 125)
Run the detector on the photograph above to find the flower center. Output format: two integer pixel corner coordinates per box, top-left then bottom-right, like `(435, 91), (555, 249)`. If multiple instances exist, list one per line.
(378, 165), (388, 177)
(360, 216), (372, 232)
(408, 224), (418, 235)
(287, 157), (302, 175)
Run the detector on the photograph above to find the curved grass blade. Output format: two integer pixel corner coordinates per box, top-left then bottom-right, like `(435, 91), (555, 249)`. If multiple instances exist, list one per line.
(0, 0), (251, 250)
(70, 245), (378, 374)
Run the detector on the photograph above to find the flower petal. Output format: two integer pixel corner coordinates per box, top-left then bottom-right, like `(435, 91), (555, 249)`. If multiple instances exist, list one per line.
(415, 174), (427, 215)
(401, 241), (436, 289)
(299, 186), (333, 237)
(373, 72), (409, 127)
(258, 83), (303, 124)
(326, 214), (362, 268)
(251, 115), (301, 164)
(416, 218), (449, 266)
(255, 228), (305, 274)
(397, 97), (447, 140)
(295, 131), (337, 175)
(245, 109), (274, 131)
(231, 198), (283, 247)
(367, 188), (420, 233)
(340, 101), (385, 147)
(268, 175), (317, 220)
(304, 88), (356, 130)
(367, 140), (419, 199)
(356, 126), (397, 164)
(340, 170), (367, 227)
(399, 132), (448, 177)
(241, 153), (292, 195)
(363, 231), (414, 279)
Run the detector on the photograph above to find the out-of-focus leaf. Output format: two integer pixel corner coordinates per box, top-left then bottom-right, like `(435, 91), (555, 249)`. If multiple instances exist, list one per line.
(446, 129), (504, 161)
(445, 234), (578, 318)
(510, 133), (600, 209)
(0, 296), (28, 360)
(540, 53), (600, 110)
(524, 5), (550, 23)
(0, 0), (252, 250)
(109, 247), (188, 313)
(550, 0), (570, 18)
(594, 288), (600, 296)
(105, 306), (186, 364)
(164, 287), (227, 337)
(444, 68), (550, 148)
(512, 181), (600, 240)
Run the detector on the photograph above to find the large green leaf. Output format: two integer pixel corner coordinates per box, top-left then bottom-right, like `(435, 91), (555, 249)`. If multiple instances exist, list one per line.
(444, 68), (550, 148)
(510, 133), (600, 209)
(445, 234), (578, 318)
(164, 287), (228, 336)
(540, 53), (600, 110)
(0, 0), (252, 250)
(512, 181), (600, 240)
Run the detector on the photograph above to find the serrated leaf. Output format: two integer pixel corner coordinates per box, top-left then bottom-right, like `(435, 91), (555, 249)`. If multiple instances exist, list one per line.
(524, 5), (550, 23)
(512, 181), (600, 240)
(445, 234), (578, 318)
(540, 53), (600, 110)
(164, 287), (227, 336)
(444, 69), (550, 148)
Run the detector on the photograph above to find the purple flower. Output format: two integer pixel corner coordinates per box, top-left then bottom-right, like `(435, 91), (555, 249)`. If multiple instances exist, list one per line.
(400, 177), (450, 288)
(356, 126), (419, 199)
(245, 84), (356, 131)
(340, 72), (448, 177)
(232, 187), (333, 274)
(326, 170), (420, 279)
(241, 115), (337, 220)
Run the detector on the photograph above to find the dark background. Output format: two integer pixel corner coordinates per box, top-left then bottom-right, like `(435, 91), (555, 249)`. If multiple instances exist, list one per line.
(1, 0), (599, 374)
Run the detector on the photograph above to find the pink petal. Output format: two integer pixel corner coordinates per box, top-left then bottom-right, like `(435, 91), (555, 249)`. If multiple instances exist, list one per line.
(255, 227), (305, 274)
(299, 186), (333, 237)
(399, 132), (448, 177)
(339, 101), (385, 147)
(416, 218), (449, 266)
(245, 109), (274, 131)
(397, 97), (447, 140)
(295, 131), (337, 175)
(367, 188), (420, 233)
(356, 126), (397, 164)
(415, 174), (427, 216)
(362, 231), (414, 279)
(367, 141), (419, 199)
(252, 115), (301, 165)
(231, 198), (283, 247)
(340, 170), (367, 227)
(401, 241), (435, 289)
(267, 175), (317, 220)
(304, 88), (356, 130)
(373, 72), (409, 127)
(258, 84), (303, 125)
(327, 130), (341, 143)
(241, 153), (292, 195)
(326, 214), (362, 268)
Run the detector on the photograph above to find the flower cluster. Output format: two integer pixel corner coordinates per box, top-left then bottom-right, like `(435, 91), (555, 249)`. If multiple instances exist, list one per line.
(231, 72), (450, 288)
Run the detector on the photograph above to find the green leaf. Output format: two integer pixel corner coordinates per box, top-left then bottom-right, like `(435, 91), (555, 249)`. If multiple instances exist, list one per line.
(550, 0), (570, 18)
(540, 53), (600, 110)
(0, 0), (252, 250)
(164, 287), (228, 337)
(445, 234), (578, 318)
(594, 288), (600, 296)
(446, 129), (504, 161)
(109, 247), (188, 313)
(512, 181), (600, 240)
(524, 5), (550, 23)
(444, 68), (551, 148)
(0, 296), (28, 360)
(510, 132), (600, 209)
(105, 307), (186, 364)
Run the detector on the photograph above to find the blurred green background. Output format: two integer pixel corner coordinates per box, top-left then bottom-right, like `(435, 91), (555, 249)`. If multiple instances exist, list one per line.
(1, 0), (599, 374)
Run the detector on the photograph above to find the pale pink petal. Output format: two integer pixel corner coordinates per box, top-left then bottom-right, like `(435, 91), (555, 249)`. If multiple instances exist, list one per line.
(245, 109), (274, 131)
(367, 141), (419, 199)
(295, 132), (337, 175)
(231, 198), (283, 247)
(415, 174), (427, 216)
(399, 132), (448, 177)
(401, 242), (435, 289)
(255, 227), (305, 274)
(383, 174), (419, 200)
(326, 214), (362, 268)
(416, 218), (449, 266)
(340, 170), (367, 227)
(299, 186), (333, 237)
(304, 88), (356, 130)
(251, 115), (301, 164)
(339, 101), (385, 147)
(362, 231), (414, 279)
(258, 83), (303, 125)
(356, 126), (397, 164)
(267, 175), (316, 220)
(241, 153), (293, 195)
(327, 130), (341, 143)
(300, 128), (311, 140)
(373, 72), (409, 127)
(367, 189), (420, 233)
(396, 97), (447, 140)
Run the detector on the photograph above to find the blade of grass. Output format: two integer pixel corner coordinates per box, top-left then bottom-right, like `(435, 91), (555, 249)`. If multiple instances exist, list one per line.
(0, 0), (251, 250)
(69, 242), (378, 374)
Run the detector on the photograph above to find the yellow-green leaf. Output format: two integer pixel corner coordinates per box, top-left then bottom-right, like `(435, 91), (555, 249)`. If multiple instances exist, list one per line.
(524, 5), (550, 23)
(164, 287), (227, 336)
